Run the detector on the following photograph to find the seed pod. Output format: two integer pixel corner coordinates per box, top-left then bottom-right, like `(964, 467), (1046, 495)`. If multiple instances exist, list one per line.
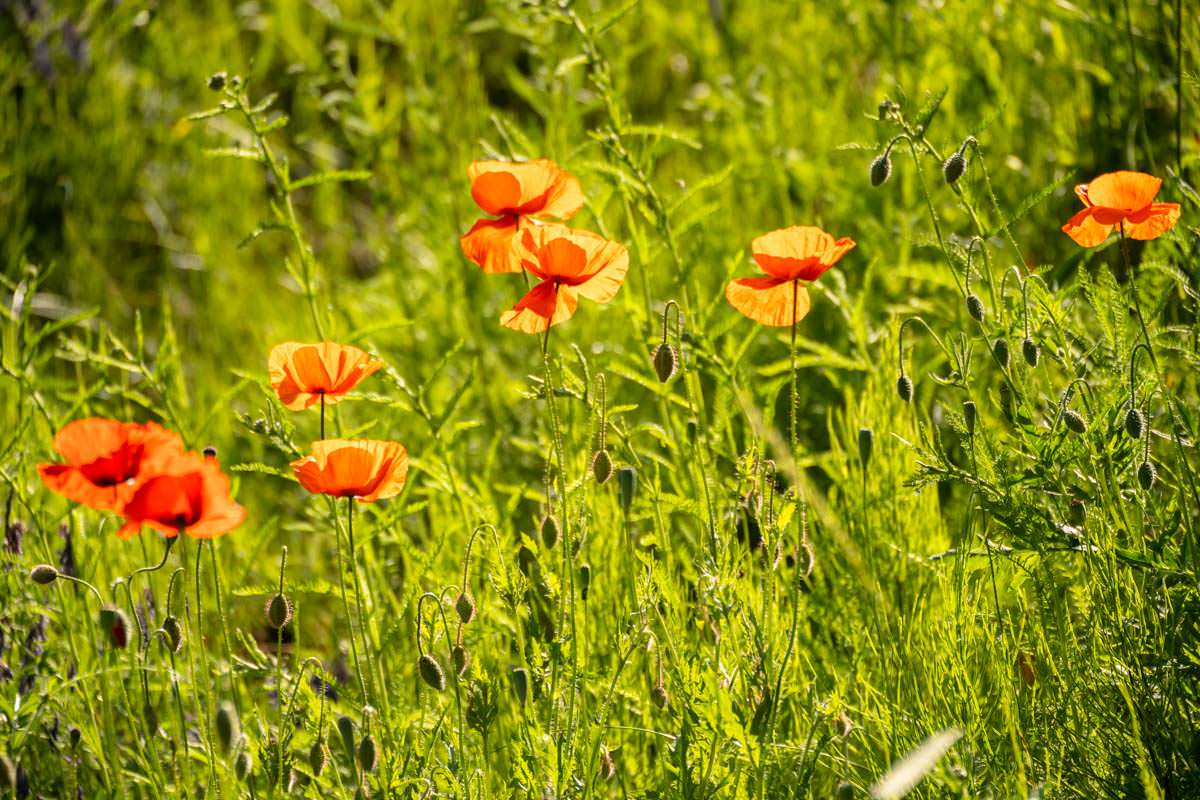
(308, 738), (328, 777)
(452, 644), (471, 676)
(418, 654), (446, 692)
(539, 515), (560, 549)
(336, 715), (355, 760)
(1138, 461), (1157, 491)
(869, 153), (892, 187)
(99, 605), (131, 649)
(29, 564), (58, 585)
(965, 294), (984, 323)
(652, 342), (678, 383)
(1063, 409), (1088, 434)
(857, 428), (873, 469)
(617, 467), (637, 515)
(455, 591), (476, 625)
(943, 150), (966, 184)
(510, 666), (529, 707)
(265, 593), (293, 629)
(962, 401), (977, 437)
(1124, 408), (1145, 440)
(1022, 337), (1040, 367)
(216, 702), (239, 753)
(651, 684), (670, 710)
(357, 734), (378, 772)
(161, 616), (184, 653)
(579, 564), (592, 601)
(235, 749), (253, 781)
(896, 375), (913, 403)
(992, 338), (1010, 369)
(591, 448), (614, 485)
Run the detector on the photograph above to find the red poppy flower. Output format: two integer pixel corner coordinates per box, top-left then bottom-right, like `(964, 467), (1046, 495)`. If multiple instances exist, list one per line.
(269, 342), (384, 411)
(117, 451), (245, 539)
(1062, 171), (1180, 247)
(291, 439), (409, 502)
(459, 159), (586, 274)
(499, 223), (629, 334)
(38, 419), (184, 511)
(726, 226), (855, 326)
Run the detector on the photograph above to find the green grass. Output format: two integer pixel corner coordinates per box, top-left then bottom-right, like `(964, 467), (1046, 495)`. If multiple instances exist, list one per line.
(2, 0), (1198, 797)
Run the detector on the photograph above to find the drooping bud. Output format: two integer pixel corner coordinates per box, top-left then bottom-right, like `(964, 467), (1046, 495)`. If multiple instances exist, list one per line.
(992, 338), (1010, 369)
(161, 616), (184, 653)
(652, 342), (678, 383)
(455, 591), (476, 625)
(962, 401), (977, 437)
(943, 150), (966, 184)
(452, 644), (470, 676)
(896, 375), (913, 403)
(265, 593), (293, 629)
(857, 428), (874, 469)
(1124, 408), (1145, 440)
(29, 564), (58, 585)
(869, 153), (892, 187)
(1063, 409), (1088, 434)
(651, 684), (670, 710)
(99, 605), (131, 649)
(539, 515), (560, 549)
(418, 654), (445, 692)
(1068, 498), (1086, 527)
(235, 749), (253, 781)
(1022, 337), (1040, 367)
(308, 738), (328, 776)
(579, 563), (592, 601)
(357, 735), (378, 772)
(207, 72), (227, 91)
(965, 294), (984, 323)
(591, 449), (614, 485)
(216, 701), (239, 753)
(336, 715), (355, 759)
(1138, 460), (1157, 491)
(510, 666), (529, 707)
(617, 467), (637, 515)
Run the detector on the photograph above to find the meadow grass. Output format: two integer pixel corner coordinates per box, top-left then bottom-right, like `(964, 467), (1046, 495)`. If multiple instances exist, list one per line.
(1, 0), (1198, 797)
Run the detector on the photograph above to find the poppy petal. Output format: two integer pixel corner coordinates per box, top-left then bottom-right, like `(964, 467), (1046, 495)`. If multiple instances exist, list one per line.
(470, 169), (523, 217)
(1124, 203), (1180, 241)
(460, 216), (523, 273)
(726, 277), (811, 327)
(751, 226), (854, 280)
(1061, 207), (1114, 248)
(500, 282), (578, 333)
(573, 239), (629, 303)
(1086, 171), (1161, 212)
(467, 159), (584, 218)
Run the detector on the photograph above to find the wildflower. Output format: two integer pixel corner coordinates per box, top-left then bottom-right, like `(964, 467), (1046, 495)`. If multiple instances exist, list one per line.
(268, 342), (384, 411)
(726, 226), (855, 326)
(38, 419), (183, 512)
(1062, 171), (1180, 247)
(500, 224), (629, 333)
(117, 451), (246, 539)
(291, 439), (408, 502)
(460, 159), (586, 274)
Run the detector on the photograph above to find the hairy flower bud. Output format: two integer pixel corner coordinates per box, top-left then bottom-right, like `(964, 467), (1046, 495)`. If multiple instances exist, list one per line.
(943, 150), (966, 184)
(336, 715), (355, 759)
(308, 738), (328, 776)
(99, 605), (131, 649)
(1138, 460), (1157, 491)
(452, 644), (470, 676)
(216, 701), (239, 753)
(265, 593), (293, 629)
(29, 564), (58, 585)
(992, 338), (1010, 369)
(235, 750), (253, 781)
(510, 666), (529, 707)
(579, 563), (592, 601)
(539, 515), (560, 549)
(418, 654), (445, 692)
(1063, 409), (1088, 434)
(965, 293), (984, 323)
(652, 342), (678, 383)
(161, 616), (184, 653)
(963, 400), (977, 437)
(357, 735), (378, 772)
(591, 448), (614, 486)
(857, 428), (874, 469)
(1124, 408), (1145, 440)
(869, 153), (892, 187)
(1022, 337), (1040, 367)
(651, 684), (670, 710)
(896, 375), (913, 403)
(455, 590), (476, 624)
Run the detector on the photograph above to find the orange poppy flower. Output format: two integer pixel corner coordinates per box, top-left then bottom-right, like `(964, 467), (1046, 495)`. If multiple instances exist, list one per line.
(291, 439), (409, 502)
(269, 342), (384, 411)
(726, 226), (855, 326)
(499, 223), (629, 334)
(117, 451), (246, 539)
(1062, 171), (1180, 247)
(459, 159), (586, 274)
(38, 419), (184, 511)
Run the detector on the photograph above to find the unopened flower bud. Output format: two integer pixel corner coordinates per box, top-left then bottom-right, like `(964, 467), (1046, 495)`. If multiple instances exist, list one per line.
(162, 616), (184, 653)
(963, 401), (977, 437)
(869, 153), (892, 187)
(857, 428), (873, 469)
(455, 591), (476, 624)
(896, 375), (913, 403)
(99, 605), (131, 649)
(265, 593), (293, 629)
(336, 715), (355, 759)
(1063, 409), (1088, 434)
(207, 71), (227, 91)
(215, 701), (239, 753)
(943, 150), (966, 184)
(579, 563), (592, 601)
(965, 294), (984, 323)
(651, 684), (670, 710)
(418, 654), (445, 692)
(617, 467), (637, 515)
(510, 666), (529, 707)
(652, 342), (678, 382)
(452, 644), (470, 676)
(30, 564), (58, 585)
(992, 338), (1010, 369)
(539, 515), (560, 549)
(1138, 460), (1157, 491)
(308, 738), (328, 776)
(235, 750), (253, 781)
(591, 448), (614, 485)
(357, 734), (378, 772)
(1124, 408), (1145, 440)
(1022, 337), (1040, 367)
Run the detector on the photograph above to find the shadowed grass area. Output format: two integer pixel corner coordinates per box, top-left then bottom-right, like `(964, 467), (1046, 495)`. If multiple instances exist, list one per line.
(1, 0), (1197, 797)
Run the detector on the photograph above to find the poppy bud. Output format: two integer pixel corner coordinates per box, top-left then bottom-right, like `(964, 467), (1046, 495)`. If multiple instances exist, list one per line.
(29, 564), (58, 585)
(591, 448), (614, 486)
(265, 593), (293, 629)
(943, 150), (966, 184)
(857, 428), (873, 469)
(1138, 460), (1157, 491)
(836, 780), (855, 800)
(357, 734), (378, 772)
(418, 654), (445, 692)
(651, 684), (670, 710)
(517, 544), (537, 576)
(202, 445), (218, 458)
(308, 738), (328, 776)
(455, 591), (476, 624)
(962, 401), (977, 437)
(539, 515), (560, 549)
(510, 666), (529, 707)
(869, 154), (892, 187)
(896, 375), (913, 403)
(965, 294), (984, 323)
(617, 467), (637, 515)
(215, 701), (239, 753)
(579, 563), (592, 600)
(1124, 408), (1144, 440)
(162, 616), (184, 653)
(207, 71), (227, 91)
(99, 605), (131, 649)
(992, 338), (1010, 369)
(652, 342), (678, 383)
(1022, 337), (1040, 367)
(336, 715), (355, 759)
(235, 750), (253, 781)
(1069, 498), (1086, 526)
(1063, 409), (1088, 434)
(452, 644), (470, 676)
(877, 98), (896, 119)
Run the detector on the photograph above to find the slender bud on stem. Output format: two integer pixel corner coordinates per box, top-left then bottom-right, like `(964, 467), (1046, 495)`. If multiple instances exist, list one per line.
(235, 750), (253, 781)
(869, 153), (892, 187)
(265, 593), (293, 628)
(452, 644), (470, 676)
(896, 374), (913, 403)
(357, 735), (378, 772)
(161, 616), (184, 653)
(539, 515), (560, 549)
(966, 294), (985, 323)
(1124, 408), (1145, 440)
(1138, 460), (1157, 490)
(857, 428), (874, 469)
(963, 401), (977, 437)
(591, 448), (614, 485)
(308, 738), (328, 776)
(215, 701), (239, 753)
(617, 467), (637, 516)
(1022, 337), (1040, 367)
(510, 666), (529, 707)
(30, 564), (58, 585)
(652, 343), (678, 383)
(992, 338), (1010, 369)
(1063, 409), (1088, 434)
(336, 715), (355, 760)
(579, 563), (592, 601)
(99, 605), (131, 648)
(418, 654), (446, 692)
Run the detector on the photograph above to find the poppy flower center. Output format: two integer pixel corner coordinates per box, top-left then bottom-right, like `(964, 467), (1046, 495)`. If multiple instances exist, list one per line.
(81, 444), (144, 488)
